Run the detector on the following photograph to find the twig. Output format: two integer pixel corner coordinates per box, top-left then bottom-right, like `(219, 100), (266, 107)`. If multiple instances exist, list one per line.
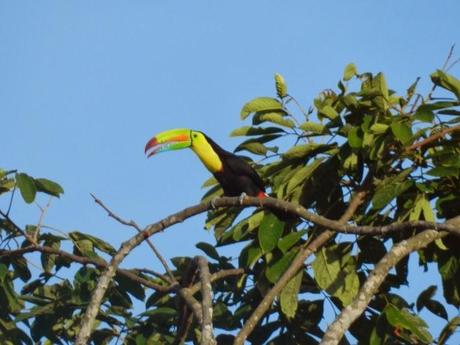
(34, 196), (53, 242)
(0, 210), (36, 244)
(135, 268), (172, 284)
(427, 45), (457, 100)
(441, 44), (456, 71)
(406, 124), (460, 151)
(196, 256), (216, 345)
(6, 185), (16, 216)
(91, 193), (177, 282)
(187, 268), (245, 295)
(0, 244), (168, 291)
(90, 193), (204, 325)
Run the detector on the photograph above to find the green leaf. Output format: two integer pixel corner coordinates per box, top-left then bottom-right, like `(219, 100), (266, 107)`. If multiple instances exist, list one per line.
(343, 152), (358, 171)
(427, 166), (459, 177)
(438, 316), (460, 345)
(282, 143), (326, 159)
(438, 255), (460, 307)
(278, 230), (307, 254)
(414, 106), (435, 123)
(239, 242), (263, 269)
(275, 73), (288, 98)
(253, 111), (295, 128)
(438, 109), (460, 116)
(348, 127), (363, 148)
(196, 242), (220, 261)
(343, 63), (358, 81)
(416, 285), (437, 311)
(235, 141), (269, 155)
(431, 69), (460, 100)
(312, 243), (359, 306)
(16, 173), (37, 204)
(285, 160), (322, 196)
(280, 270), (303, 319)
(425, 300), (448, 320)
(318, 105), (338, 120)
(230, 126), (285, 137)
(299, 121), (327, 134)
(371, 169), (413, 210)
(69, 231), (116, 255)
(201, 176), (218, 188)
(265, 250), (297, 283)
(41, 236), (61, 273)
(375, 72), (389, 102)
(384, 304), (433, 344)
(139, 307), (176, 319)
(369, 123), (389, 134)
(34, 178), (64, 197)
(115, 273), (145, 301)
(391, 121), (413, 145)
(357, 237), (387, 264)
(258, 213), (284, 254)
(241, 97), (284, 120)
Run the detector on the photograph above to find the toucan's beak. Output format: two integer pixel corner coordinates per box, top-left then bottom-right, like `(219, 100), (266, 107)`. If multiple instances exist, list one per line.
(145, 128), (192, 158)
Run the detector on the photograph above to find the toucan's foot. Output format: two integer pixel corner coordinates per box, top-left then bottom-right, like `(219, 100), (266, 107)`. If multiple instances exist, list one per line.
(239, 192), (248, 205)
(210, 197), (219, 209)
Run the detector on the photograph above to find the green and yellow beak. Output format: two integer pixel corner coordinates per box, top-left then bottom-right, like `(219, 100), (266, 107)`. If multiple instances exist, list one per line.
(144, 128), (192, 158)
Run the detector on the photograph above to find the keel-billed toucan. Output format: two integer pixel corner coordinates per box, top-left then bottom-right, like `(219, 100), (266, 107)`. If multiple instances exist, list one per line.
(144, 128), (267, 199)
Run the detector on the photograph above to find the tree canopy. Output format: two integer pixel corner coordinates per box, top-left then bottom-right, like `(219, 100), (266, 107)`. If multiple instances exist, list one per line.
(1, 59), (460, 344)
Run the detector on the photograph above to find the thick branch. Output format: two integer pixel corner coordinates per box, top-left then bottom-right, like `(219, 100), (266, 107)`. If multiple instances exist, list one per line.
(196, 256), (216, 345)
(320, 230), (444, 345)
(321, 216), (460, 345)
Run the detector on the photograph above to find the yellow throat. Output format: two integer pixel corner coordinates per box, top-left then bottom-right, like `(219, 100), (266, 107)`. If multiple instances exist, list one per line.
(190, 131), (223, 173)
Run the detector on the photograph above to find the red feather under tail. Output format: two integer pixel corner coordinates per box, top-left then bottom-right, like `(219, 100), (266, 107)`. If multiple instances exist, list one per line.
(257, 191), (267, 199)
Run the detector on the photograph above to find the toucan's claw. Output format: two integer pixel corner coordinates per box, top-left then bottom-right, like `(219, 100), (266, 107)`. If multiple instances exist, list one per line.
(210, 197), (219, 209)
(239, 192), (248, 205)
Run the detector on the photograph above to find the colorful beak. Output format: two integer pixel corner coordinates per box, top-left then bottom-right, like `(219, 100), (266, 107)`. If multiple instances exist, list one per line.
(144, 128), (192, 158)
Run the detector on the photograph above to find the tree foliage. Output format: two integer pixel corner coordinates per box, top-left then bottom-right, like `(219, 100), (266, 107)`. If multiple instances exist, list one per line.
(1, 60), (460, 344)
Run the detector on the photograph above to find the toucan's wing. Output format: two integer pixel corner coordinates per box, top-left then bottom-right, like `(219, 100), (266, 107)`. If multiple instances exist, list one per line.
(223, 153), (266, 192)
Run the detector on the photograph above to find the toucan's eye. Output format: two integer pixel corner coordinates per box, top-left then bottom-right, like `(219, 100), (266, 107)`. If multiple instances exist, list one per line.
(193, 134), (198, 138)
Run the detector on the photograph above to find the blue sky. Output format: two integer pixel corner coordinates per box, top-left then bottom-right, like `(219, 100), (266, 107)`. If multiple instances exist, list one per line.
(1, 0), (459, 342)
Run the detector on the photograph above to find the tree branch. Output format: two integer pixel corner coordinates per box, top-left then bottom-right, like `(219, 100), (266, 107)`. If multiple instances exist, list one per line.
(196, 256), (216, 345)
(0, 244), (169, 291)
(321, 216), (460, 345)
(406, 124), (460, 151)
(320, 230), (446, 345)
(75, 196), (460, 344)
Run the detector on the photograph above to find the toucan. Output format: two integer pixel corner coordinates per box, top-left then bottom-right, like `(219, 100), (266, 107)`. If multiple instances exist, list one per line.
(144, 128), (267, 200)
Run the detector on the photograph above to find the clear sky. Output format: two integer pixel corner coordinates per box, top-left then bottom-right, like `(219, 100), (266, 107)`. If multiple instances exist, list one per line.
(1, 0), (459, 342)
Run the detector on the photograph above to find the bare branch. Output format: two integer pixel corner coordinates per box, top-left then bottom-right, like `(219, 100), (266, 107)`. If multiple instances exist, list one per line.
(33, 196), (52, 242)
(91, 193), (178, 282)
